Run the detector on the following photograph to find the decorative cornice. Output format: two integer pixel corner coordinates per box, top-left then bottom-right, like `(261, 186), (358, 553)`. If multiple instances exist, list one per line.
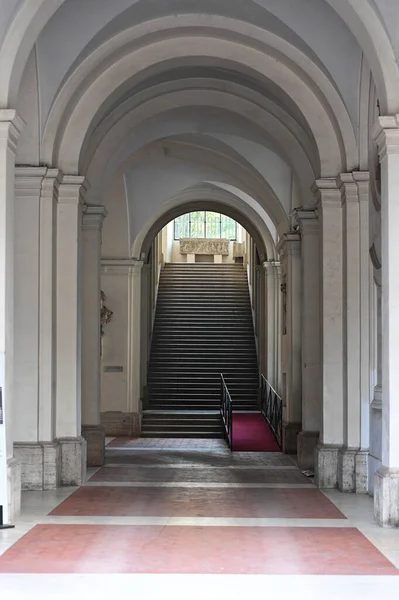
(353, 171), (370, 199)
(371, 384), (382, 410)
(58, 175), (89, 205)
(82, 205), (108, 230)
(0, 110), (25, 154)
(372, 115), (399, 159)
(262, 260), (281, 279)
(293, 209), (319, 235)
(41, 169), (63, 203)
(101, 258), (143, 274)
(311, 178), (340, 206)
(338, 173), (359, 205)
(15, 166), (47, 196)
(276, 232), (301, 256)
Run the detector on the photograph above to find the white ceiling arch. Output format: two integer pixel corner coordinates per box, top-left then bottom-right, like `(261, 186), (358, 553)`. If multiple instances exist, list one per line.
(1, 0), (398, 115)
(82, 88), (316, 201)
(131, 185), (276, 262)
(39, 21), (357, 175)
(119, 137), (289, 237)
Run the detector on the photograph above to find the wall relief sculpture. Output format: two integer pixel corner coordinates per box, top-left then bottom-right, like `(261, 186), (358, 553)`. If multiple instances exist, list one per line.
(179, 238), (229, 255)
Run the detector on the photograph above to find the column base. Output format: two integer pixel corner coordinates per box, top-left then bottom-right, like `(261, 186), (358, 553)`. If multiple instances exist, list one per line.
(374, 466), (399, 527)
(297, 431), (319, 470)
(7, 458), (21, 523)
(14, 442), (60, 490)
(314, 444), (340, 488)
(100, 411), (141, 437)
(58, 437), (87, 486)
(82, 425), (105, 467)
(282, 421), (301, 454)
(338, 447), (368, 493)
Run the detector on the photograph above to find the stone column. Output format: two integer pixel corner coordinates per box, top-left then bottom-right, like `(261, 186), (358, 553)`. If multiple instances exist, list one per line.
(263, 261), (277, 389)
(128, 260), (144, 422)
(140, 263), (151, 410)
(56, 176), (88, 485)
(81, 206), (107, 467)
(313, 179), (344, 488)
(276, 234), (302, 454)
(373, 116), (399, 525)
(13, 168), (61, 490)
(295, 210), (320, 469)
(100, 259), (143, 436)
(257, 265), (267, 377)
(0, 110), (24, 523)
(275, 262), (283, 395)
(337, 173), (370, 493)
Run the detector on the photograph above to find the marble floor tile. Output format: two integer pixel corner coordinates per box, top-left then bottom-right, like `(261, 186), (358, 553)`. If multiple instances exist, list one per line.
(0, 525), (396, 575)
(49, 486), (345, 519)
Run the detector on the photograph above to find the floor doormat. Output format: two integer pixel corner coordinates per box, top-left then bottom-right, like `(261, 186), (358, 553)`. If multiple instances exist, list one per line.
(232, 413), (280, 452)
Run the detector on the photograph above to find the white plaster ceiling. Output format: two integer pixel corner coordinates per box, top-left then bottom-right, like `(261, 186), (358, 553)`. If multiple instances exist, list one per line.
(3, 0), (399, 257)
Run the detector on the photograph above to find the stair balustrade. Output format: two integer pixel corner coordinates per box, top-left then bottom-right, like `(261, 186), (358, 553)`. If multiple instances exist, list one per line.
(260, 375), (282, 448)
(220, 374), (233, 450)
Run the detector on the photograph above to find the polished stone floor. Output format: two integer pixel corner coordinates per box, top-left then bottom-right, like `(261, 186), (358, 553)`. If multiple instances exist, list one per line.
(1, 438), (399, 599)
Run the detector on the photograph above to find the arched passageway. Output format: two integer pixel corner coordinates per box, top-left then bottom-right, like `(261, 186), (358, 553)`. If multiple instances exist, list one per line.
(0, 0), (398, 539)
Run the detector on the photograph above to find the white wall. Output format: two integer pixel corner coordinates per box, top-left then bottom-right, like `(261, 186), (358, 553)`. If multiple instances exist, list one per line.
(100, 270), (129, 413)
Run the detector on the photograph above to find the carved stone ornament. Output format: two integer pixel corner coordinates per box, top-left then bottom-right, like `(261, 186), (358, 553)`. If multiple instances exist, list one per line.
(100, 290), (113, 358)
(180, 238), (229, 255)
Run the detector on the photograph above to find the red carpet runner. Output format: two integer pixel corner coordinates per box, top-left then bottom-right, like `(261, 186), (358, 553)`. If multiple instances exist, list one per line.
(232, 413), (280, 452)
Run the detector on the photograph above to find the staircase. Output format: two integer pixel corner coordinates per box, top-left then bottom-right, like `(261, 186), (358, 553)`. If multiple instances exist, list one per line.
(142, 263), (259, 437)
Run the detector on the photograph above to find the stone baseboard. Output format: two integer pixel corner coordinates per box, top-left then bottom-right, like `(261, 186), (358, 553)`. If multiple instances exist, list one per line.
(82, 425), (105, 467)
(338, 447), (368, 493)
(297, 431), (319, 470)
(100, 411), (141, 437)
(13, 442), (60, 491)
(315, 444), (340, 488)
(7, 458), (21, 524)
(58, 437), (87, 486)
(282, 421), (301, 454)
(374, 466), (399, 527)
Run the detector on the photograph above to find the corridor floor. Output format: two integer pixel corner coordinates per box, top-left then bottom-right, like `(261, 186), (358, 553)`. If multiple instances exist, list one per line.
(1, 439), (399, 599)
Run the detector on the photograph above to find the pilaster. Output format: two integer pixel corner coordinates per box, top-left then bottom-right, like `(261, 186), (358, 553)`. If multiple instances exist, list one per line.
(276, 233), (302, 454)
(12, 167), (62, 491)
(0, 110), (24, 524)
(81, 205), (107, 466)
(100, 259), (144, 437)
(294, 210), (320, 469)
(337, 172), (370, 493)
(312, 178), (344, 488)
(262, 261), (281, 392)
(56, 175), (88, 485)
(372, 115), (399, 524)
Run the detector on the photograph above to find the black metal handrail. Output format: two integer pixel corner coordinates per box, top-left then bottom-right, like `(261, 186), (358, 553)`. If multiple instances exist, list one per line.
(260, 375), (282, 448)
(220, 374), (233, 450)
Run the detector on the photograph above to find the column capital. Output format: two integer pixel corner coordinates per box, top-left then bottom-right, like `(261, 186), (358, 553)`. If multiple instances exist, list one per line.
(337, 172), (370, 205)
(372, 115), (399, 159)
(276, 232), (301, 256)
(58, 175), (89, 205)
(101, 258), (143, 275)
(0, 109), (25, 154)
(14, 167), (65, 201)
(262, 260), (281, 279)
(82, 205), (108, 231)
(293, 209), (319, 235)
(15, 167), (47, 196)
(41, 169), (63, 201)
(311, 178), (341, 206)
